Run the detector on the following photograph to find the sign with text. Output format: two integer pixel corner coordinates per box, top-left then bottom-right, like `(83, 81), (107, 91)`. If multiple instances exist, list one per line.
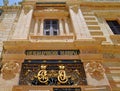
(25, 50), (80, 56)
(29, 90), (49, 91)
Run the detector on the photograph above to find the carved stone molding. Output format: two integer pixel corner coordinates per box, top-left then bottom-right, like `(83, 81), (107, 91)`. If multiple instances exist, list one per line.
(85, 62), (105, 81)
(67, 0), (81, 6)
(42, 8), (62, 12)
(69, 5), (79, 13)
(23, 5), (33, 14)
(2, 6), (21, 12)
(103, 53), (115, 59)
(1, 61), (20, 80)
(94, 11), (120, 20)
(110, 35), (120, 44)
(82, 50), (98, 54)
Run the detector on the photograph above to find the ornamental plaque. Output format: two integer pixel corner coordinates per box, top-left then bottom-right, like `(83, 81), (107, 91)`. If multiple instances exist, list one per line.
(25, 50), (80, 56)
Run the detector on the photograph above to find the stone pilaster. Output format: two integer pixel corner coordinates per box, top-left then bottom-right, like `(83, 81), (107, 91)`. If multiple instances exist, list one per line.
(78, 7), (91, 38)
(69, 7), (80, 39)
(12, 5), (34, 39)
(40, 19), (44, 36)
(59, 19), (64, 35)
(64, 18), (70, 35)
(34, 18), (39, 35)
(97, 16), (113, 43)
(69, 5), (91, 40)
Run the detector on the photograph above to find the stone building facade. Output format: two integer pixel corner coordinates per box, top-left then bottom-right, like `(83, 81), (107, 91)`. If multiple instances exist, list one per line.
(0, 0), (120, 91)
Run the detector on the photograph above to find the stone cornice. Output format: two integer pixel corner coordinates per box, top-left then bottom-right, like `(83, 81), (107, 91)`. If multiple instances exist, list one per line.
(110, 35), (120, 45)
(94, 11), (120, 20)
(33, 8), (68, 17)
(66, 0), (81, 6)
(22, 1), (36, 6)
(80, 2), (120, 10)
(0, 6), (21, 12)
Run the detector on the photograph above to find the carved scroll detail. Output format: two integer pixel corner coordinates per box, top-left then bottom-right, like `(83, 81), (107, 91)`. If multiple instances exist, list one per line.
(85, 62), (105, 81)
(1, 61), (19, 80)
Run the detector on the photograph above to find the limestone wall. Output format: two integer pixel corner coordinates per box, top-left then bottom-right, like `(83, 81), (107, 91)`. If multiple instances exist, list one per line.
(0, 6), (20, 59)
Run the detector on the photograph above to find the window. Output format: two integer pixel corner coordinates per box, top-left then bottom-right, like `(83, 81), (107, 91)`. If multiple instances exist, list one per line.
(44, 19), (59, 36)
(107, 20), (120, 34)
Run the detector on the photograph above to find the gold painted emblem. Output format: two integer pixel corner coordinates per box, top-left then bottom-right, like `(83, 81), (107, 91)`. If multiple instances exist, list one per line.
(58, 66), (68, 84)
(37, 65), (48, 83)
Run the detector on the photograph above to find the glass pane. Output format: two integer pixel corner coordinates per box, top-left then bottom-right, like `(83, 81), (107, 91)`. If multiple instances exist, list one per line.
(112, 21), (120, 26)
(53, 31), (57, 35)
(116, 27), (120, 34)
(44, 20), (50, 24)
(44, 24), (50, 30)
(52, 24), (58, 30)
(44, 19), (59, 35)
(46, 31), (50, 35)
(107, 21), (113, 26)
(107, 20), (120, 34)
(52, 20), (58, 24)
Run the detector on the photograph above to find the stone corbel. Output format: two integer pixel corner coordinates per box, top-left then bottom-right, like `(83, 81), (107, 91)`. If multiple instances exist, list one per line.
(69, 5), (79, 14)
(67, 0), (81, 13)
(85, 61), (105, 81)
(1, 61), (20, 80)
(67, 0), (81, 6)
(23, 5), (34, 14)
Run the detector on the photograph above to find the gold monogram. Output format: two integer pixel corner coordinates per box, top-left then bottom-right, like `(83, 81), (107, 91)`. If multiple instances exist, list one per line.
(58, 66), (68, 84)
(37, 65), (48, 83)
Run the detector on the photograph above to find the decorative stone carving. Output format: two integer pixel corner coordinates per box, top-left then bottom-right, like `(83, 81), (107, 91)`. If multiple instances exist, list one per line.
(43, 8), (60, 12)
(23, 5), (33, 14)
(1, 61), (20, 80)
(69, 5), (79, 13)
(2, 6), (21, 12)
(85, 62), (105, 81)
(67, 0), (80, 6)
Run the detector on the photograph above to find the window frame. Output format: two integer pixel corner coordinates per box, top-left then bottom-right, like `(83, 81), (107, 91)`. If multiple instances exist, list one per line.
(43, 19), (59, 36)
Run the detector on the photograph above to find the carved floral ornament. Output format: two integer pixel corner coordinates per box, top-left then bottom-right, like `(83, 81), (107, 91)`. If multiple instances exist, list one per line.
(85, 62), (105, 81)
(1, 61), (20, 80)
